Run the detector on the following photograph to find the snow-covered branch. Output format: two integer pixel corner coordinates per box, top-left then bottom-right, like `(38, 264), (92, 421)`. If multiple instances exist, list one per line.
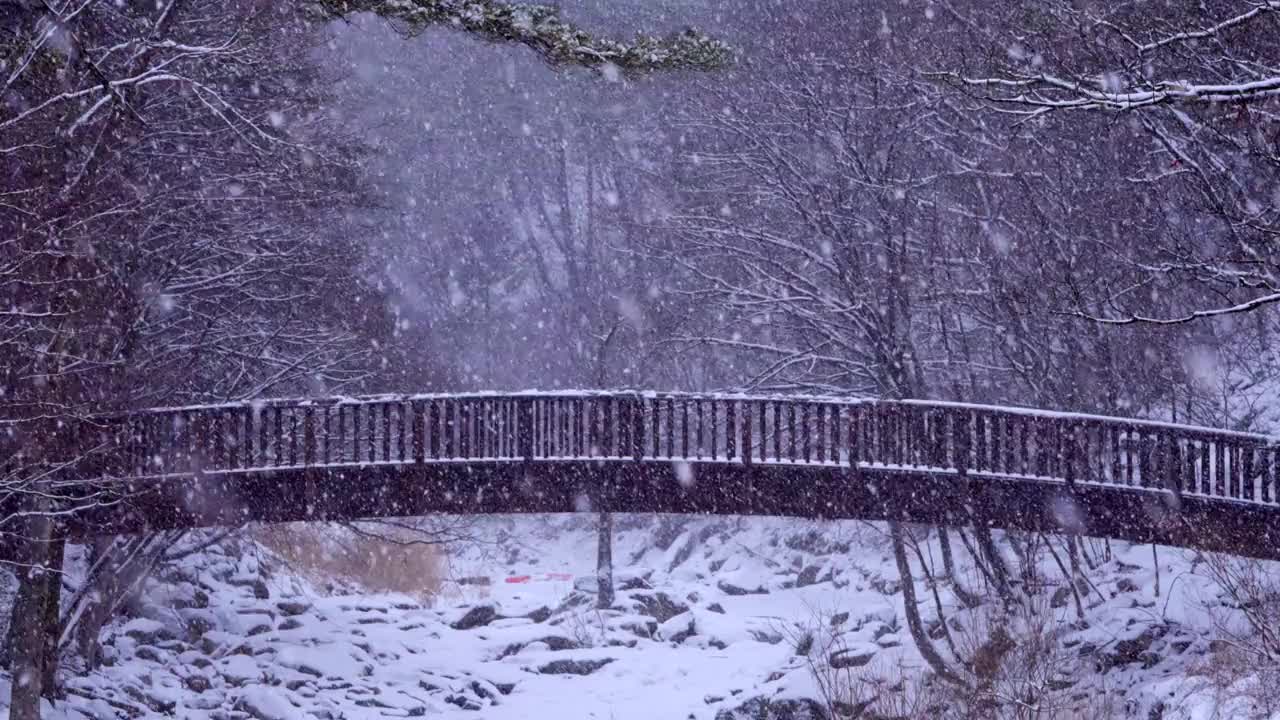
(311, 0), (732, 73)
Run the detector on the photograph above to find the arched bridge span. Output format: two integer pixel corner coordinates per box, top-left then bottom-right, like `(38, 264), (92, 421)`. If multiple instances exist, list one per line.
(45, 392), (1280, 558)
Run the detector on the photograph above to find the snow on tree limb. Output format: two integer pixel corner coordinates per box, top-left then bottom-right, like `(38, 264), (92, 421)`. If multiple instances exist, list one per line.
(311, 0), (733, 73)
(931, 1), (1280, 113)
(935, 71), (1280, 114)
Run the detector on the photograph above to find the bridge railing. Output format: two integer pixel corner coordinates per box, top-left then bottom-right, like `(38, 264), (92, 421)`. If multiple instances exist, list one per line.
(80, 393), (1279, 504)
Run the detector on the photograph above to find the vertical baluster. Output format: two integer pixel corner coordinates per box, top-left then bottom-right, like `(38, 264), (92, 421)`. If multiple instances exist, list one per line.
(496, 400), (506, 458)
(681, 399), (690, 459)
(973, 413), (987, 473)
(287, 411), (297, 466)
(1236, 444), (1248, 499)
(695, 399), (703, 459)
(213, 411), (227, 472)
(333, 405), (345, 465)
(954, 409), (970, 475)
(565, 398), (575, 458)
(408, 401), (423, 463)
(632, 396), (645, 461)
(830, 405), (841, 465)
(1214, 440), (1226, 496)
(990, 415), (1003, 474)
(937, 409), (949, 469)
(815, 404), (826, 464)
(787, 403), (797, 462)
(1062, 421), (1076, 485)
(613, 398), (624, 458)
(317, 405), (329, 466)
(665, 398), (675, 458)
(1264, 445), (1274, 502)
(361, 404), (372, 462)
(516, 398), (532, 461)
(601, 397), (613, 458)
(464, 401), (476, 459)
(1086, 422), (1098, 482)
(1196, 440), (1208, 495)
(547, 399), (556, 458)
(1136, 431), (1150, 487)
(616, 397), (628, 458)
(1182, 439), (1195, 495)
(741, 401), (753, 465)
(896, 406), (907, 467)
(800, 403), (810, 463)
(1105, 426), (1118, 485)
(1263, 444), (1274, 503)
(394, 401), (405, 463)
(1173, 438), (1186, 497)
(847, 405), (860, 466)
(576, 398), (584, 458)
(1003, 414), (1015, 475)
(709, 399), (718, 461)
(441, 399), (453, 459)
(772, 403), (781, 463)
(562, 398), (572, 458)
(1117, 426), (1130, 485)
(483, 394), (494, 456)
(270, 407), (282, 467)
(646, 397), (656, 459)
(725, 400), (736, 461)
(425, 401), (438, 459)
(586, 398), (597, 457)
(304, 407), (316, 466)
(1016, 417), (1029, 477)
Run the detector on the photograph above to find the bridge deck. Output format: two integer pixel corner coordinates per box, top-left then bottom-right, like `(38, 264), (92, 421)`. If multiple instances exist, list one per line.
(27, 393), (1280, 557)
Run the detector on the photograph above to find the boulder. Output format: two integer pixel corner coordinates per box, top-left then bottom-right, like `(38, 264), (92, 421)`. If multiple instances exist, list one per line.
(277, 601), (311, 617)
(631, 592), (689, 623)
(716, 581), (767, 597)
(659, 613), (696, 644)
(795, 565), (821, 588)
(452, 606), (499, 631)
(184, 675), (211, 693)
(537, 658), (614, 675)
(829, 648), (876, 669)
(252, 579), (270, 600)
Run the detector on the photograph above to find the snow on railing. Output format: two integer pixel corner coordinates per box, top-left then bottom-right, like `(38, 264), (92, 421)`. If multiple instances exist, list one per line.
(65, 392), (1280, 506)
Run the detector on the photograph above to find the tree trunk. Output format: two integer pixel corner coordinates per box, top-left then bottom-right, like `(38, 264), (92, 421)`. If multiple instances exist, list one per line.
(596, 511), (614, 609)
(39, 539), (64, 698)
(889, 521), (965, 687)
(7, 500), (54, 720)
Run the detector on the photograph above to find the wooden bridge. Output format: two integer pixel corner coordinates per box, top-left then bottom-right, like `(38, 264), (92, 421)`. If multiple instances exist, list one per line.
(39, 392), (1280, 557)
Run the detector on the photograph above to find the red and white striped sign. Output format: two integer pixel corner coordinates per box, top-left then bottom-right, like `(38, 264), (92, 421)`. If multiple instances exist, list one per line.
(504, 572), (573, 584)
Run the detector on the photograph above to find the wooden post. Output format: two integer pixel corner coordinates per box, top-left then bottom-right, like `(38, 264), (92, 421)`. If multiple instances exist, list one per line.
(631, 396), (644, 461)
(848, 405), (861, 467)
(412, 401), (425, 464)
(954, 410), (969, 476)
(726, 400), (736, 461)
(303, 407), (316, 467)
(519, 399), (534, 461)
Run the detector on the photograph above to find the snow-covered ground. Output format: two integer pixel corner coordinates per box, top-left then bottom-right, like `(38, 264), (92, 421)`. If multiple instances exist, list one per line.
(9, 514), (1277, 719)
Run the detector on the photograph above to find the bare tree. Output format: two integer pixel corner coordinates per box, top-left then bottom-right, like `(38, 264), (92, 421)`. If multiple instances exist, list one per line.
(931, 0), (1280, 324)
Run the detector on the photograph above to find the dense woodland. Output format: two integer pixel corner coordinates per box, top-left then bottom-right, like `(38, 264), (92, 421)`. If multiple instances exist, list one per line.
(2, 1), (1279, 718)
